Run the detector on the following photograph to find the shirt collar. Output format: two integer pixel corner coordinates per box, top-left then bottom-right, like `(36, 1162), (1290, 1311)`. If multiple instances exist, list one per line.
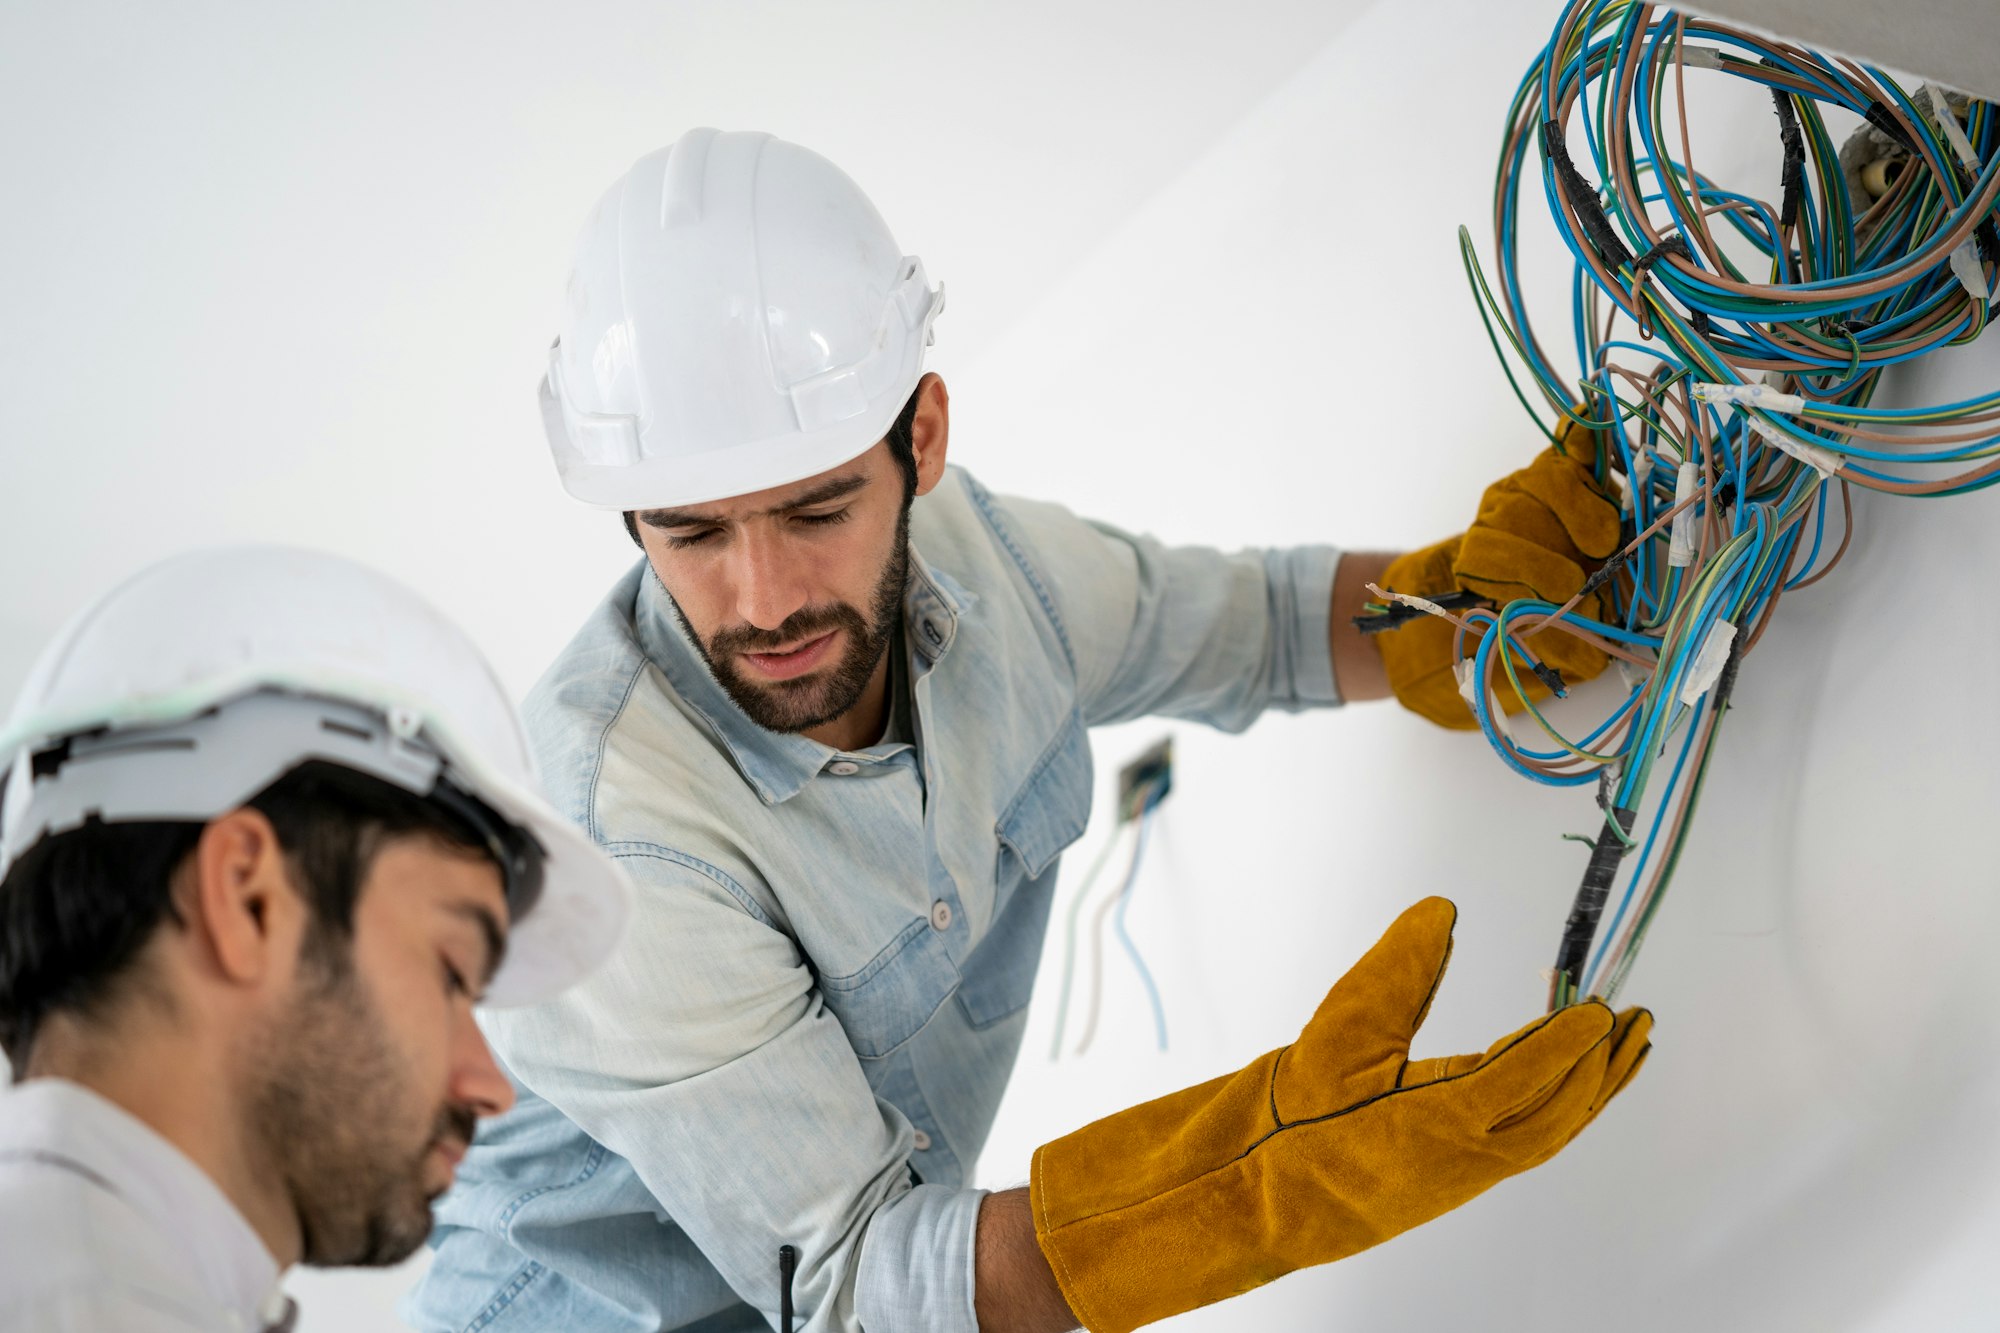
(0, 1078), (291, 1331)
(632, 546), (975, 806)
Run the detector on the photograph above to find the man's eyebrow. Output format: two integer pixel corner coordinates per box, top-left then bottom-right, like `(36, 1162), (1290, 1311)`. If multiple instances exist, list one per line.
(778, 473), (869, 511)
(445, 901), (509, 989)
(638, 473), (869, 529)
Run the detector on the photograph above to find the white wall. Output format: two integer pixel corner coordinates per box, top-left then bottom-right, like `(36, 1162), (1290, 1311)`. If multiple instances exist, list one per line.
(4, 2), (1997, 1330)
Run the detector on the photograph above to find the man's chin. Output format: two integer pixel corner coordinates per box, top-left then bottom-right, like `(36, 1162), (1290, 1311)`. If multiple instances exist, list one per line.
(718, 673), (847, 734)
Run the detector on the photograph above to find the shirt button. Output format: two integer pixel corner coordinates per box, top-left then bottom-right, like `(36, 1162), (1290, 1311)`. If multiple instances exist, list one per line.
(828, 760), (860, 776)
(929, 899), (953, 931)
(912, 1129), (933, 1151)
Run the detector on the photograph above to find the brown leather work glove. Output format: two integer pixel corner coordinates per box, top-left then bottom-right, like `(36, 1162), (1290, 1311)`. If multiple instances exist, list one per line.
(1030, 898), (1651, 1333)
(1377, 418), (1624, 729)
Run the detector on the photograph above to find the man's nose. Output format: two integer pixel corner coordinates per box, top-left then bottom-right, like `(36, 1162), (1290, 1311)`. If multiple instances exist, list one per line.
(731, 528), (810, 632)
(450, 1009), (516, 1119)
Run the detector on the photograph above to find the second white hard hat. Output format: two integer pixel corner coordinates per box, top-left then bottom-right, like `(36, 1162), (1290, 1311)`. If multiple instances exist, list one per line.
(539, 127), (944, 511)
(0, 546), (632, 1008)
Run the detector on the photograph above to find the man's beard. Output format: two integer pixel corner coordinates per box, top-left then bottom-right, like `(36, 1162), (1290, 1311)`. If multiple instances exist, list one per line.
(683, 507), (910, 734)
(249, 954), (475, 1268)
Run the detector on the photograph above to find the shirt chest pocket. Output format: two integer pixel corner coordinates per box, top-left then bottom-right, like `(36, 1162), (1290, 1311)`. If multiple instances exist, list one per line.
(816, 915), (962, 1060)
(958, 711), (1093, 1028)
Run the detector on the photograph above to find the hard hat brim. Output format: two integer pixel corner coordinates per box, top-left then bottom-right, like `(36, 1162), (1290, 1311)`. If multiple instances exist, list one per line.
(456, 760), (634, 1008)
(1, 667), (633, 1011)
(550, 391), (905, 513)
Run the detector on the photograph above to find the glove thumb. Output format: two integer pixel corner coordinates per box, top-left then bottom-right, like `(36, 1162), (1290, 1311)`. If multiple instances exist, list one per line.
(1278, 896), (1457, 1120)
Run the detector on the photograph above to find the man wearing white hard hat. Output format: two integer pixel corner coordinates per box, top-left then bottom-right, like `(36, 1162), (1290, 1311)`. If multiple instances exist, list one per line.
(412, 129), (1647, 1333)
(0, 546), (631, 1332)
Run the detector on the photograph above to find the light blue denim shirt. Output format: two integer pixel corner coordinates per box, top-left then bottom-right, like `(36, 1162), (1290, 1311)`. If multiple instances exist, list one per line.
(407, 468), (1340, 1333)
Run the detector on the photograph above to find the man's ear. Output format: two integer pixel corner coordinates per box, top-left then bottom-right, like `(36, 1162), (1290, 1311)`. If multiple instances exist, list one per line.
(910, 372), (951, 497)
(181, 808), (307, 988)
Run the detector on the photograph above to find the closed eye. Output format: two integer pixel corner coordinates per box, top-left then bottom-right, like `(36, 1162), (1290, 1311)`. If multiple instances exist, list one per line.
(794, 509), (851, 529)
(442, 958), (486, 1003)
(662, 528), (720, 550)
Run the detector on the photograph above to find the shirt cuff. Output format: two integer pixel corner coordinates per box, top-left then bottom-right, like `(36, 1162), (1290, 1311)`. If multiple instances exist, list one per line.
(855, 1183), (986, 1333)
(1268, 544), (1343, 709)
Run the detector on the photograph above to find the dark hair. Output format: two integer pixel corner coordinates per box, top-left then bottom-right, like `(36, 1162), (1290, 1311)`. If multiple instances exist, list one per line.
(621, 384), (924, 549)
(0, 760), (491, 1079)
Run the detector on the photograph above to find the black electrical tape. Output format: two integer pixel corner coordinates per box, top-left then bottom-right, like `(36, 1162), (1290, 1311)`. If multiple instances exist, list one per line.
(1710, 623), (1745, 713)
(1864, 100), (1918, 153)
(1531, 661), (1568, 697)
(1551, 805), (1637, 995)
(1770, 87), (1806, 232)
(1631, 233), (1692, 275)
(1690, 309), (1714, 337)
(1579, 546), (1635, 598)
(1715, 478), (1737, 508)
(1542, 119), (1635, 271)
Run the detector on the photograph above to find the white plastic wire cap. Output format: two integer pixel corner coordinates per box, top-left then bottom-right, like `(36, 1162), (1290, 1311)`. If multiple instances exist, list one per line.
(540, 127), (945, 511)
(0, 546), (632, 1008)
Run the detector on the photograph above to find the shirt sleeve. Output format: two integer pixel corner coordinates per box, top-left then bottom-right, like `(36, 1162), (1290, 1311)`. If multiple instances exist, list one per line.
(477, 849), (985, 1333)
(981, 487), (1344, 729)
(0, 1291), (216, 1332)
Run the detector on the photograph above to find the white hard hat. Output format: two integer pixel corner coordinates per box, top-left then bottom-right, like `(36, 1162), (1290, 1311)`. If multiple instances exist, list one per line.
(539, 127), (945, 511)
(0, 546), (632, 1008)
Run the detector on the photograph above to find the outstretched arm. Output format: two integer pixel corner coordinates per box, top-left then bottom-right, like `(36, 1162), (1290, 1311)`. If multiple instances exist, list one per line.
(1328, 550), (1398, 704)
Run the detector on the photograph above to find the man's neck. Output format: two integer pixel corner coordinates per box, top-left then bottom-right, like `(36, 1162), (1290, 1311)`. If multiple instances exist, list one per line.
(800, 644), (895, 752)
(28, 1015), (302, 1269)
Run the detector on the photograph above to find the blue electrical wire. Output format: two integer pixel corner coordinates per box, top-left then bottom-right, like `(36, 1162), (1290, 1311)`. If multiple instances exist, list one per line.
(1111, 804), (1169, 1053)
(1446, 0), (1999, 1004)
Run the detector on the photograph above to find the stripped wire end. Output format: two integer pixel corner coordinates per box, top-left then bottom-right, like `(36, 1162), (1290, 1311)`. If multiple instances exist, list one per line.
(1353, 585), (1488, 635)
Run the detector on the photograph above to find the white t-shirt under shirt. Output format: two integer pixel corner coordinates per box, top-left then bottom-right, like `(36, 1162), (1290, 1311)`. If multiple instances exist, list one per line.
(0, 1077), (296, 1332)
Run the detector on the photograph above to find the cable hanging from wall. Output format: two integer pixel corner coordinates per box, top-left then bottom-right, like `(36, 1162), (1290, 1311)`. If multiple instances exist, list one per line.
(1049, 740), (1173, 1058)
(1373, 0), (1999, 1009)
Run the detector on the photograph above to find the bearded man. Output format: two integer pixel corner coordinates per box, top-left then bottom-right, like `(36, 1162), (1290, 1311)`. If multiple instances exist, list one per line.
(0, 546), (630, 1332)
(412, 129), (1648, 1333)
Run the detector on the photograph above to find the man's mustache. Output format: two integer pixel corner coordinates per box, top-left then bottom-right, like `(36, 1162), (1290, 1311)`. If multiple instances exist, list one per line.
(432, 1104), (478, 1157)
(710, 603), (866, 655)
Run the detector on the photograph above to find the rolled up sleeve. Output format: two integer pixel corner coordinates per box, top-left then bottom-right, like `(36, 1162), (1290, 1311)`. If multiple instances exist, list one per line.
(478, 850), (984, 1333)
(985, 489), (1343, 729)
